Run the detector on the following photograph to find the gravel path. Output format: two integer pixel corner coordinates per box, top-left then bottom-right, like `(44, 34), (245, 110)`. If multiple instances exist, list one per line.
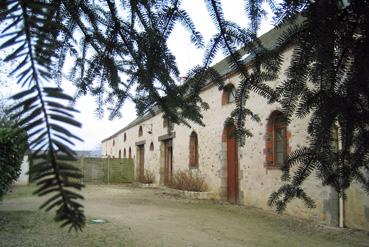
(1, 184), (368, 247)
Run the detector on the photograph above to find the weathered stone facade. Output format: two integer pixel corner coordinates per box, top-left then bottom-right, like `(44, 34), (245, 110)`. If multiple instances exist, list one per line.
(101, 34), (369, 231)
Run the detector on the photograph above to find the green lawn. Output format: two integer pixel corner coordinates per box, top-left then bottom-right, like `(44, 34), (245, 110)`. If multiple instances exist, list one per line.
(0, 210), (135, 247)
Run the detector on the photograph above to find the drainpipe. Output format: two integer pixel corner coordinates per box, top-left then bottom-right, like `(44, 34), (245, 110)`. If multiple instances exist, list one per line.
(337, 122), (344, 228)
(339, 196), (344, 228)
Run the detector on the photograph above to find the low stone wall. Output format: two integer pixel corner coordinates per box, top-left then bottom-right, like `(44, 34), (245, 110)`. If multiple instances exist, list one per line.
(139, 183), (156, 188)
(181, 191), (214, 200)
(156, 186), (215, 200)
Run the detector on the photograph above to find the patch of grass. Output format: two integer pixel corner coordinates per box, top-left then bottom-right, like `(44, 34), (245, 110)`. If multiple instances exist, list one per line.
(2, 185), (36, 199)
(0, 211), (136, 247)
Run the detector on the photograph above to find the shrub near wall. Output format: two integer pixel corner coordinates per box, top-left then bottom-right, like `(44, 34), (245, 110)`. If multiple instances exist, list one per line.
(141, 169), (155, 184)
(0, 127), (27, 199)
(169, 170), (208, 192)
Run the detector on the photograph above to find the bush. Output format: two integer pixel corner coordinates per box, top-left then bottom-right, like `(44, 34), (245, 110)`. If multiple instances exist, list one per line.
(0, 127), (27, 199)
(141, 169), (155, 184)
(169, 170), (208, 192)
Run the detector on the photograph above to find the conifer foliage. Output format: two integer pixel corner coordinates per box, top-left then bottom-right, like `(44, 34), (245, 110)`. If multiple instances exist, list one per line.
(266, 0), (369, 213)
(1, 0), (368, 229)
(194, 0), (369, 214)
(0, 0), (208, 230)
(1, 1), (85, 231)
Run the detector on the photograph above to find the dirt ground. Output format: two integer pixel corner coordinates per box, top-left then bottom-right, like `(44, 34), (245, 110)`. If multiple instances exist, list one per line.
(1, 184), (368, 247)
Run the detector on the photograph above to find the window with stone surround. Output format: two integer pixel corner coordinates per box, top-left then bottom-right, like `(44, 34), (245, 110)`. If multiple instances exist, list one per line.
(264, 111), (290, 169)
(138, 126), (143, 137)
(123, 148), (127, 158)
(222, 84), (236, 105)
(129, 147), (132, 159)
(150, 142), (154, 151)
(189, 131), (199, 168)
(124, 133), (127, 142)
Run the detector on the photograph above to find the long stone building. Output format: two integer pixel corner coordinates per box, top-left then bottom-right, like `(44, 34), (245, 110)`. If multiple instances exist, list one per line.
(101, 25), (369, 231)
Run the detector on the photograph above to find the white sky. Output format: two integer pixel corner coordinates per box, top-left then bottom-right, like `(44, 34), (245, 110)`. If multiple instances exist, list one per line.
(0, 0), (274, 151)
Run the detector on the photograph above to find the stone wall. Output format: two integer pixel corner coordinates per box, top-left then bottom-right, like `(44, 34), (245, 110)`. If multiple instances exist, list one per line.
(345, 183), (369, 230)
(101, 47), (369, 230)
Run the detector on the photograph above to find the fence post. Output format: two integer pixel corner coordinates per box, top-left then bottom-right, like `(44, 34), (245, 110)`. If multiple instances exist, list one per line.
(107, 156), (110, 184)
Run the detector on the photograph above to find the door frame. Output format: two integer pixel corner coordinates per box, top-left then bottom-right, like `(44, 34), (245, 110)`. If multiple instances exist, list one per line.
(163, 139), (173, 186)
(136, 144), (145, 182)
(158, 132), (175, 186)
(222, 125), (239, 204)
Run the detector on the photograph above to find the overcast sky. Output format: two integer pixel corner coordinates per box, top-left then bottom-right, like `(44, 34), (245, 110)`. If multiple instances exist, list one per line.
(0, 0), (274, 151)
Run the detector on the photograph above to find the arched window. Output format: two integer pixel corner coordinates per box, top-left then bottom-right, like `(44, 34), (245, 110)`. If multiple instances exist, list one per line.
(189, 131), (199, 168)
(150, 142), (154, 151)
(138, 126), (143, 137)
(129, 147), (132, 159)
(118, 150), (121, 159)
(123, 148), (127, 158)
(222, 84), (236, 105)
(124, 133), (127, 142)
(265, 111), (288, 168)
(113, 139), (115, 146)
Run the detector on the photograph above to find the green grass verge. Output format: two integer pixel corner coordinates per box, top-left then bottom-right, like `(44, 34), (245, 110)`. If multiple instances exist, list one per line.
(3, 185), (36, 200)
(0, 211), (135, 247)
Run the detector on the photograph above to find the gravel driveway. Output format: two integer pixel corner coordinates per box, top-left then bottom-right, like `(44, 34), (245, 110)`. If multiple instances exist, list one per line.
(1, 184), (368, 247)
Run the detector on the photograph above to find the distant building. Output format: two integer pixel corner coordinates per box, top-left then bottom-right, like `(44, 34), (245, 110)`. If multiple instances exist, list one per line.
(75, 150), (101, 158)
(15, 155), (29, 185)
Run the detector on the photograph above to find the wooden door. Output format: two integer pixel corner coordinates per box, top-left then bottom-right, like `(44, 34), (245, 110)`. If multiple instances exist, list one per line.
(138, 145), (145, 182)
(226, 126), (238, 204)
(164, 139), (173, 186)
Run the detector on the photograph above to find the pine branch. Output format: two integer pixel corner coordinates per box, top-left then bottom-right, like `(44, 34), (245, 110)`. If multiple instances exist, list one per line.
(1, 0), (85, 231)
